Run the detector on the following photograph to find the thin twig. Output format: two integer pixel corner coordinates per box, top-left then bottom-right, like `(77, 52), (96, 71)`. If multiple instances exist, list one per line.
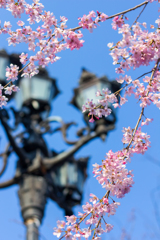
(126, 58), (160, 150)
(59, 233), (67, 240)
(92, 218), (101, 240)
(102, 216), (107, 225)
(131, 1), (148, 28)
(102, 1), (149, 21)
(70, 0), (149, 33)
(3, 81), (12, 88)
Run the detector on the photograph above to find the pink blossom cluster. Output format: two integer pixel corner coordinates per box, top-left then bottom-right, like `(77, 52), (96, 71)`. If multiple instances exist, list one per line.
(109, 15), (160, 72)
(141, 117), (153, 126)
(2, 0), (44, 21)
(4, 85), (19, 95)
(93, 128), (150, 200)
(122, 127), (150, 154)
(7, 0), (25, 18)
(117, 72), (160, 109)
(82, 88), (118, 123)
(0, 82), (19, 108)
(0, 62), (20, 107)
(66, 31), (84, 50)
(0, 0), (7, 8)
(93, 149), (134, 198)
(0, 4), (112, 80)
(112, 16), (124, 30)
(6, 64), (19, 81)
(2, 12), (85, 77)
(0, 83), (19, 108)
(53, 193), (118, 240)
(78, 11), (108, 32)
(0, 85), (7, 108)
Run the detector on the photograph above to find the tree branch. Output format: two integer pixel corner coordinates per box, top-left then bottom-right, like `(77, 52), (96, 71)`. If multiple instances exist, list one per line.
(126, 58), (160, 150)
(2, 0), (148, 87)
(131, 1), (148, 27)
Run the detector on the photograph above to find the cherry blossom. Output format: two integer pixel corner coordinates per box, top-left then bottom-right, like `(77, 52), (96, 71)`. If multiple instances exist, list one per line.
(1, 0), (160, 239)
(4, 85), (19, 95)
(6, 64), (19, 81)
(112, 16), (124, 30)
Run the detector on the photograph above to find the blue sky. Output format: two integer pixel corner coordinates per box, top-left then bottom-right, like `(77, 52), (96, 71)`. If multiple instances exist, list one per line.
(1, 1), (160, 240)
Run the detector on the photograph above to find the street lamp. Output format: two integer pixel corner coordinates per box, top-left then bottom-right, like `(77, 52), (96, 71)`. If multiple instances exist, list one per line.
(48, 155), (89, 216)
(0, 51), (120, 240)
(71, 68), (120, 140)
(15, 67), (59, 114)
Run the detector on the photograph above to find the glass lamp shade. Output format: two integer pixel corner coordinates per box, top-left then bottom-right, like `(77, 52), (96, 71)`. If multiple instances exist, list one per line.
(73, 76), (117, 125)
(75, 76), (112, 109)
(71, 76), (113, 110)
(0, 50), (22, 86)
(48, 157), (88, 207)
(15, 75), (57, 112)
(51, 161), (85, 194)
(0, 55), (9, 85)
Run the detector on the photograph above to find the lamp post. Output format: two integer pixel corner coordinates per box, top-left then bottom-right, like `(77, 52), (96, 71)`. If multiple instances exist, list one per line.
(0, 51), (120, 240)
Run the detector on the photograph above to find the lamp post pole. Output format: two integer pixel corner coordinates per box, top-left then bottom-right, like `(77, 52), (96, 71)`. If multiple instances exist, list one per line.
(26, 220), (39, 240)
(18, 175), (48, 240)
(0, 50), (120, 240)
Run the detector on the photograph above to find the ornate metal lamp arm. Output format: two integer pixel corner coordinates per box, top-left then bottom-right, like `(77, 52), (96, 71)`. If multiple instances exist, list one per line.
(37, 116), (79, 145)
(44, 123), (115, 169)
(0, 122), (114, 189)
(0, 144), (11, 177)
(0, 110), (28, 164)
(18, 123), (115, 175)
(0, 177), (18, 189)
